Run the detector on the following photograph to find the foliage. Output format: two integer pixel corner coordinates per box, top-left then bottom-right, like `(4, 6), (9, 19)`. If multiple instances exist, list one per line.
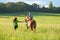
(0, 2), (60, 13)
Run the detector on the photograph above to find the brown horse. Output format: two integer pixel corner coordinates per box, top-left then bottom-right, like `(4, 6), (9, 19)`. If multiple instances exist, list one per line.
(25, 16), (36, 32)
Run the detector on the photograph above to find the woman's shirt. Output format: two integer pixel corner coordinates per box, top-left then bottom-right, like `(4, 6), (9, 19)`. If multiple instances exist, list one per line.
(13, 20), (19, 26)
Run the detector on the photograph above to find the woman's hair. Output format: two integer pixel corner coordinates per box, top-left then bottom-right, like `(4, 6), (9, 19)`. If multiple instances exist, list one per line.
(13, 17), (17, 22)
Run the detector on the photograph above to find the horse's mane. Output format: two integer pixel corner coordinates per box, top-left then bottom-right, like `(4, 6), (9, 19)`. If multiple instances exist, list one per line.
(26, 16), (29, 18)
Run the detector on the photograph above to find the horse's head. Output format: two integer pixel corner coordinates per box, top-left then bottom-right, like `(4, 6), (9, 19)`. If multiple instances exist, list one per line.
(25, 16), (30, 21)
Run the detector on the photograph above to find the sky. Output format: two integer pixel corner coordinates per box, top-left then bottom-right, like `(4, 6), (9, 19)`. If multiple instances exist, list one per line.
(0, 0), (60, 7)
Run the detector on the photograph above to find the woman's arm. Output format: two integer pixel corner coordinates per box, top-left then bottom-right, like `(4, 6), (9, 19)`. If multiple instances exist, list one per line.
(17, 20), (24, 23)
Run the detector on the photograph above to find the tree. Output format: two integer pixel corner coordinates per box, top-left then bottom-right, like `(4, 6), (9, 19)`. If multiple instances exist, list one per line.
(0, 2), (60, 13)
(0, 3), (5, 12)
(42, 5), (45, 8)
(32, 3), (39, 8)
(49, 1), (53, 8)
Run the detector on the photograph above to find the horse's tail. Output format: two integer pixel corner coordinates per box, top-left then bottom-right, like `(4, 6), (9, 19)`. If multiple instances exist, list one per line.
(31, 20), (36, 29)
(33, 20), (36, 27)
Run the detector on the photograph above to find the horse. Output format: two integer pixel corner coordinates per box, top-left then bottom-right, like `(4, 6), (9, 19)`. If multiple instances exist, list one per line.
(25, 16), (36, 32)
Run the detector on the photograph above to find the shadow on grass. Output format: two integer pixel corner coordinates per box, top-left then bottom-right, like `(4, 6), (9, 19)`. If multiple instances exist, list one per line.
(32, 12), (60, 17)
(0, 12), (60, 17)
(0, 16), (10, 18)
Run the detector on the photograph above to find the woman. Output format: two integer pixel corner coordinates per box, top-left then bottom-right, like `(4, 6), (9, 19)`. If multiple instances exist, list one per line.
(13, 17), (22, 30)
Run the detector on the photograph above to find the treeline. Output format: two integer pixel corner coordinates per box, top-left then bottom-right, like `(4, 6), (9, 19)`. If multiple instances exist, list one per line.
(0, 2), (60, 13)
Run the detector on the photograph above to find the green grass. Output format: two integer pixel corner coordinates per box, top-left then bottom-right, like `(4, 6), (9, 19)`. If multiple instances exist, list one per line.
(0, 12), (60, 40)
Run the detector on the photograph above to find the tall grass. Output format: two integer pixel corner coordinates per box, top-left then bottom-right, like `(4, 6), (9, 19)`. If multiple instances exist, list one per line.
(0, 12), (60, 40)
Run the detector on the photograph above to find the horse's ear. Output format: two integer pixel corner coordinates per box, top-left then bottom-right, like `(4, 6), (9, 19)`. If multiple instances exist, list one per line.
(26, 16), (28, 18)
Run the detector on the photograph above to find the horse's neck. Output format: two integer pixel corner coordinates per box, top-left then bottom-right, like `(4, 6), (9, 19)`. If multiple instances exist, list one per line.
(29, 20), (34, 23)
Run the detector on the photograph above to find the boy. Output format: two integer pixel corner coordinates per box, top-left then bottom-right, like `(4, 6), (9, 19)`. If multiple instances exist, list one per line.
(28, 12), (33, 20)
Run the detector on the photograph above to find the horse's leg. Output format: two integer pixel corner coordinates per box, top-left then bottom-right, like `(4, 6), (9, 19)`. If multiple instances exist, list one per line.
(25, 22), (29, 30)
(27, 25), (29, 29)
(31, 26), (33, 31)
(25, 19), (29, 30)
(31, 22), (34, 31)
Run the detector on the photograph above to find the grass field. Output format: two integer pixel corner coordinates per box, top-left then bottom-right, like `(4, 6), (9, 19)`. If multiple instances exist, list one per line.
(0, 12), (60, 40)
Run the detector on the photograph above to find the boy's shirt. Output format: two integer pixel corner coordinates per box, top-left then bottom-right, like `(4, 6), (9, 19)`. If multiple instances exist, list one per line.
(29, 14), (33, 19)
